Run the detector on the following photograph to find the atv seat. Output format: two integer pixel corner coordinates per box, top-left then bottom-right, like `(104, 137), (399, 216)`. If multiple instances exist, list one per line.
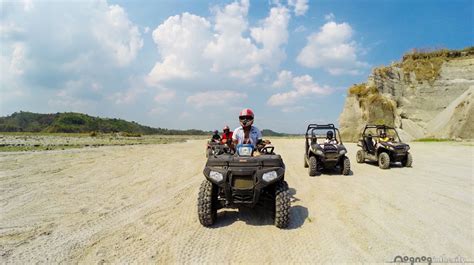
(364, 136), (375, 153)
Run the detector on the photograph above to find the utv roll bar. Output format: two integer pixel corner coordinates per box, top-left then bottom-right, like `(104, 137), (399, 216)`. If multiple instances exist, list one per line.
(304, 123), (343, 145)
(361, 124), (401, 141)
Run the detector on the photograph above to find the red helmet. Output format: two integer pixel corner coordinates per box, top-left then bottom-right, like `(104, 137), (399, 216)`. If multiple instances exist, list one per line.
(239, 108), (254, 128)
(239, 108), (254, 118)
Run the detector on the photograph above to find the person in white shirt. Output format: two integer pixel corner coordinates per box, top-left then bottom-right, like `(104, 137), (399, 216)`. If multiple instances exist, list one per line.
(232, 108), (263, 150)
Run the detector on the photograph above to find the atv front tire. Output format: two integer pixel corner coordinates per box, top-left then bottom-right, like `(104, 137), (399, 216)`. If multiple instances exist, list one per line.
(342, 156), (350, 175)
(402, 152), (413, 167)
(304, 154), (308, 168)
(356, 150), (365, 163)
(274, 180), (290, 228)
(378, 152), (390, 169)
(308, 156), (319, 176)
(198, 180), (217, 226)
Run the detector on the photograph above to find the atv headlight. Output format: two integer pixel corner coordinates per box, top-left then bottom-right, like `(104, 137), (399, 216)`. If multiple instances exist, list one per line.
(339, 150), (346, 155)
(315, 150), (323, 156)
(209, 171), (223, 182)
(262, 171), (278, 182)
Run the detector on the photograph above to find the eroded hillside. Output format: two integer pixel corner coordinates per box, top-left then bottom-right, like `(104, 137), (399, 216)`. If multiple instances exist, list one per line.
(339, 47), (474, 141)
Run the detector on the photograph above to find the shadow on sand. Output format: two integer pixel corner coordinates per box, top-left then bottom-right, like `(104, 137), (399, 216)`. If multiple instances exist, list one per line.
(210, 188), (308, 230)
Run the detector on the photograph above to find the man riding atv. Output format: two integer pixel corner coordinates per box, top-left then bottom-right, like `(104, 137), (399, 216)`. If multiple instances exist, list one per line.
(198, 108), (290, 228)
(232, 108), (265, 151)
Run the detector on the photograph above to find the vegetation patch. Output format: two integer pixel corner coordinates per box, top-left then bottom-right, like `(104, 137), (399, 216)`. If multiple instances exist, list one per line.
(347, 83), (396, 126)
(414, 138), (455, 142)
(399, 46), (474, 84)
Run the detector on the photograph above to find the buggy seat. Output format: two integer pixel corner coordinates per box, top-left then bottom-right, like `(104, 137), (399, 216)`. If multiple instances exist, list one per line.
(364, 136), (375, 152)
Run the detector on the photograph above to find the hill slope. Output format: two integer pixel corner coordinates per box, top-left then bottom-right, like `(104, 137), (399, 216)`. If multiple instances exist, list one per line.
(0, 111), (208, 135)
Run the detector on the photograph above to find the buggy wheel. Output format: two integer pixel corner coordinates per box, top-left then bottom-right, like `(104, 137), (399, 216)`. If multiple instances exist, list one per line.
(341, 156), (351, 175)
(356, 150), (365, 163)
(274, 180), (290, 228)
(402, 152), (413, 167)
(197, 179), (217, 226)
(308, 156), (319, 176)
(304, 154), (308, 168)
(378, 152), (390, 169)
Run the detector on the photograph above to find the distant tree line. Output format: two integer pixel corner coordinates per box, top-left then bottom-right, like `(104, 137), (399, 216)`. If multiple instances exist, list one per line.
(0, 111), (210, 135)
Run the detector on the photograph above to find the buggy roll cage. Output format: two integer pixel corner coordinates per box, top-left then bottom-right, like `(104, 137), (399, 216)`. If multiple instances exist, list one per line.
(360, 124), (401, 142)
(305, 124), (342, 153)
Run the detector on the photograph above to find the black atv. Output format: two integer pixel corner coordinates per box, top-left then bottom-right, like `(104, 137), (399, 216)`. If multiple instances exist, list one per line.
(303, 124), (350, 176)
(198, 144), (290, 228)
(356, 124), (412, 169)
(206, 141), (230, 158)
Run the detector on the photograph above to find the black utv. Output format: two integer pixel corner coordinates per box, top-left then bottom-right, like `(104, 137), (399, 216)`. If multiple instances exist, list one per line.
(356, 124), (412, 169)
(303, 124), (350, 176)
(198, 144), (290, 228)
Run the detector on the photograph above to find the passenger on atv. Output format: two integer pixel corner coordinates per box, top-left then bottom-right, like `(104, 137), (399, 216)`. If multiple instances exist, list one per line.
(324, 131), (338, 145)
(379, 131), (390, 142)
(221, 125), (233, 145)
(211, 130), (221, 143)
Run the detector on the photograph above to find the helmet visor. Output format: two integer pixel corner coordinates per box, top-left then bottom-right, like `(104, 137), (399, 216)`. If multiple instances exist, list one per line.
(239, 115), (253, 126)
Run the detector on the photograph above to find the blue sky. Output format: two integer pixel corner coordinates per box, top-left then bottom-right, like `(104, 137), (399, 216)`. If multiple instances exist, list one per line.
(1, 0), (472, 133)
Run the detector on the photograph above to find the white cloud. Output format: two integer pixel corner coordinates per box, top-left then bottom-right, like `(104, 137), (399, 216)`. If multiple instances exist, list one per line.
(93, 4), (143, 66)
(148, 107), (167, 115)
(186, 90), (247, 108)
(250, 6), (290, 68)
(296, 21), (369, 75)
(8, 42), (27, 75)
(294, 25), (306, 33)
(48, 80), (97, 111)
(21, 0), (34, 12)
(148, 1), (290, 86)
(268, 74), (331, 106)
(324, 13), (335, 21)
(288, 0), (309, 16)
(272, 70), (293, 88)
(204, 0), (259, 77)
(147, 12), (212, 85)
(154, 90), (176, 103)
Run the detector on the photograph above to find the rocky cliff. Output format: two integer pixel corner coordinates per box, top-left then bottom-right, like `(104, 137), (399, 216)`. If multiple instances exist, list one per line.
(339, 47), (474, 141)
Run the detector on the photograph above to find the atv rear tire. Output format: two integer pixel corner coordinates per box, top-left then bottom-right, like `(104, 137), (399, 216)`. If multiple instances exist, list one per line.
(378, 152), (390, 169)
(342, 156), (350, 175)
(402, 152), (413, 167)
(198, 180), (217, 226)
(274, 180), (290, 228)
(304, 154), (308, 168)
(308, 156), (319, 176)
(356, 150), (365, 163)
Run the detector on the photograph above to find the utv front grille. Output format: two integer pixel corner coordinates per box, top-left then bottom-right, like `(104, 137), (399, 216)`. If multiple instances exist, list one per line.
(232, 188), (254, 203)
(232, 175), (255, 189)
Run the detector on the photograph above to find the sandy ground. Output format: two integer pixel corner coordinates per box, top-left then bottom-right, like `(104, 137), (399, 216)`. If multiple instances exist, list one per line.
(0, 139), (472, 263)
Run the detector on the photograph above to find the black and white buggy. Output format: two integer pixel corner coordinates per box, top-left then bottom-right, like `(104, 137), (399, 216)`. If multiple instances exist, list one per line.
(303, 124), (351, 176)
(356, 124), (412, 169)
